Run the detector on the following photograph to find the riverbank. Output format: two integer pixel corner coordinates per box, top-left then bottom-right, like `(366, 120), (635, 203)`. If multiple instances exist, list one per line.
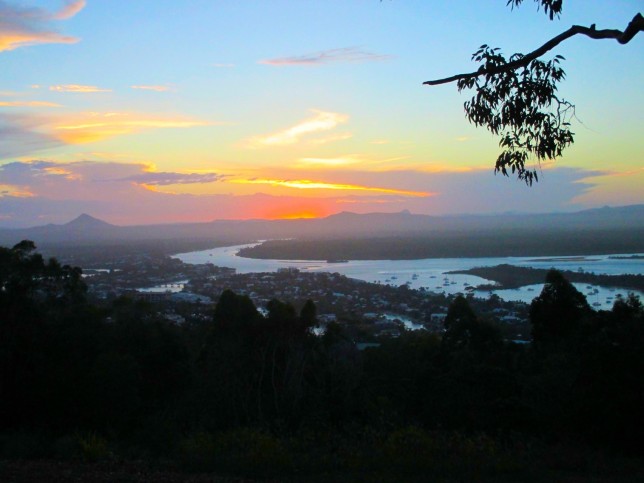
(448, 264), (644, 292)
(237, 230), (644, 261)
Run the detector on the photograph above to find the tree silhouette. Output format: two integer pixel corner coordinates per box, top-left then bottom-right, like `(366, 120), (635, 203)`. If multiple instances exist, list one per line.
(425, 0), (643, 184)
(530, 269), (590, 349)
(442, 295), (502, 358)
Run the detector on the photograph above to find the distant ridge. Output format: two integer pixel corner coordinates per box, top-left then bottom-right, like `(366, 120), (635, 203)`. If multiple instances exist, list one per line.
(0, 205), (642, 250)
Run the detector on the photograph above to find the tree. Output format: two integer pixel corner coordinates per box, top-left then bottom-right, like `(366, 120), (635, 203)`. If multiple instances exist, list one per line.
(530, 269), (590, 349)
(442, 295), (502, 356)
(425, 0), (643, 184)
(0, 241), (100, 430)
(198, 292), (320, 428)
(198, 290), (263, 427)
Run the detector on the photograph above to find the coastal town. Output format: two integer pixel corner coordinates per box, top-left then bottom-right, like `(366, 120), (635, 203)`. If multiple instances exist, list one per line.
(83, 253), (531, 343)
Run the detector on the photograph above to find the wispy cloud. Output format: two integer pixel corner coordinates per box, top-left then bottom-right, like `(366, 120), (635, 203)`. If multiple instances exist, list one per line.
(131, 85), (171, 92)
(308, 132), (353, 145)
(250, 110), (348, 147)
(0, 110), (216, 156)
(292, 154), (411, 172)
(260, 47), (392, 66)
(230, 177), (431, 197)
(586, 167), (644, 178)
(116, 172), (226, 186)
(53, 112), (214, 143)
(0, 160), (225, 195)
(0, 100), (61, 107)
(53, 0), (86, 20)
(0, 160), (76, 187)
(298, 157), (361, 167)
(0, 0), (85, 52)
(50, 84), (112, 93)
(0, 183), (33, 198)
(0, 113), (61, 159)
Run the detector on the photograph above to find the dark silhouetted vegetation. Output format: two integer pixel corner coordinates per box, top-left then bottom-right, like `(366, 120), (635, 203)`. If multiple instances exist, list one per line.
(239, 228), (644, 260)
(2, 242), (644, 480)
(425, 1), (643, 183)
(449, 263), (644, 291)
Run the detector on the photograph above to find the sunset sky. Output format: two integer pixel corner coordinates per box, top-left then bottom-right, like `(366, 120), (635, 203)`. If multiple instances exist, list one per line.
(0, 0), (642, 227)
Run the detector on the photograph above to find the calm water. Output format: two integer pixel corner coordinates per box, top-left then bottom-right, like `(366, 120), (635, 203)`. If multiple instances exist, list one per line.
(174, 244), (644, 307)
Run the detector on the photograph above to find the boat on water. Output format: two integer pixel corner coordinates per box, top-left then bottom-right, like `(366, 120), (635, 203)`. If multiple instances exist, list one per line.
(326, 259), (349, 263)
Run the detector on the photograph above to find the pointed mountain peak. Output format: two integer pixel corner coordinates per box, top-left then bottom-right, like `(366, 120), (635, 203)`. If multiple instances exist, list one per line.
(65, 213), (114, 228)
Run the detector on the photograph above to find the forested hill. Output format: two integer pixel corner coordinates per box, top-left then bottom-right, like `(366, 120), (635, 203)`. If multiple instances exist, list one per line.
(238, 227), (644, 260)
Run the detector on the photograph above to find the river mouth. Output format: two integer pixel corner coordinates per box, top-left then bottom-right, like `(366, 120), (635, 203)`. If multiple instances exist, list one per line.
(174, 244), (644, 307)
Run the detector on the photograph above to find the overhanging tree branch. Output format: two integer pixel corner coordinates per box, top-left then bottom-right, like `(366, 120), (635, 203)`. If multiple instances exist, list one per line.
(424, 13), (643, 86)
(421, 6), (642, 184)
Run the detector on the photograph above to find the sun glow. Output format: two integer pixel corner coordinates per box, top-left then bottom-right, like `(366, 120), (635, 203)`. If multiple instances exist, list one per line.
(256, 204), (332, 220)
(277, 211), (322, 219)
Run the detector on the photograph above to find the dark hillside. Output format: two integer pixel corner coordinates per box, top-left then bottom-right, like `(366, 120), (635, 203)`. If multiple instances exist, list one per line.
(239, 227), (644, 260)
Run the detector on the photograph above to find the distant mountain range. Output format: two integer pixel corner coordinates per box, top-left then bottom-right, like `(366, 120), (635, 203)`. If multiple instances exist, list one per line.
(1, 205), (643, 250)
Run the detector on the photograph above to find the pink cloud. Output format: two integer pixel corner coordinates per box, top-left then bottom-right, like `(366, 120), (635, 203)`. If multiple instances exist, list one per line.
(0, 0), (85, 52)
(130, 85), (171, 92)
(53, 1), (86, 20)
(260, 47), (392, 66)
(49, 84), (111, 93)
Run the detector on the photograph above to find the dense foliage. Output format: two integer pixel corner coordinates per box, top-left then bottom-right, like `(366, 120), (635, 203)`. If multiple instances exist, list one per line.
(1, 242), (643, 479)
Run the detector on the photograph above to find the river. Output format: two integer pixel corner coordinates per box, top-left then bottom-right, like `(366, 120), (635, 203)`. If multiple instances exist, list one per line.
(174, 244), (644, 308)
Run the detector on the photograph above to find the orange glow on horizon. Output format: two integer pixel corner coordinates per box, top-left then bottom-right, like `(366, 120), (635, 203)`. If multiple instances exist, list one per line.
(254, 200), (334, 220)
(277, 211), (321, 219)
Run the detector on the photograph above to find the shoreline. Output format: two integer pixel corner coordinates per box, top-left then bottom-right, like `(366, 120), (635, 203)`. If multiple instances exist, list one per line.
(447, 264), (644, 292)
(235, 237), (644, 262)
